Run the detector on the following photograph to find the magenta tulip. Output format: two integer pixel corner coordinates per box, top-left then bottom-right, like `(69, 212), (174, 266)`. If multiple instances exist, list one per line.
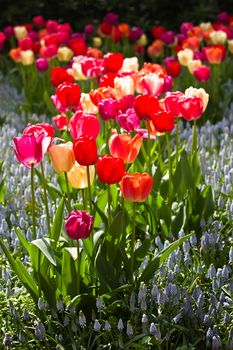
(65, 210), (93, 240)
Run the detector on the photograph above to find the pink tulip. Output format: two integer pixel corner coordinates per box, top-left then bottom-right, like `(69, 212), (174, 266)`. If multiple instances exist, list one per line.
(178, 96), (203, 121)
(13, 133), (49, 168)
(193, 65), (210, 82)
(69, 110), (100, 139)
(117, 108), (140, 132)
(98, 98), (119, 121)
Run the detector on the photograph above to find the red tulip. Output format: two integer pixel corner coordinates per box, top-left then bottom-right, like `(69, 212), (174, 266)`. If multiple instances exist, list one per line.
(120, 172), (153, 202)
(51, 67), (74, 87)
(65, 210), (93, 240)
(53, 114), (67, 130)
(97, 155), (125, 184)
(103, 52), (124, 73)
(73, 136), (98, 166)
(99, 72), (118, 88)
(55, 82), (81, 109)
(164, 91), (184, 117)
(33, 16), (45, 28)
(178, 96), (203, 121)
(134, 95), (160, 120)
(89, 87), (117, 106)
(150, 111), (175, 133)
(109, 133), (142, 164)
(13, 133), (48, 168)
(69, 111), (100, 139)
(193, 65), (210, 82)
(165, 58), (181, 78)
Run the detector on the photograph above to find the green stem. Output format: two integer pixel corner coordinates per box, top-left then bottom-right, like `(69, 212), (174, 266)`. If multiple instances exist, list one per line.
(175, 118), (180, 166)
(86, 166), (93, 214)
(77, 240), (80, 295)
(147, 124), (151, 173)
(192, 119), (197, 159)
(166, 133), (172, 209)
(122, 197), (125, 245)
(40, 162), (51, 236)
(157, 136), (163, 169)
(31, 164), (36, 240)
(131, 202), (136, 277)
(81, 189), (86, 210)
(107, 185), (111, 229)
(64, 172), (72, 212)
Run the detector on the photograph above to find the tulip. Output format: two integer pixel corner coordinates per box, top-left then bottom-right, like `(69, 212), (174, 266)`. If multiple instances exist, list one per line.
(53, 114), (67, 130)
(73, 136), (97, 166)
(36, 58), (49, 72)
(57, 46), (73, 62)
(165, 57), (181, 78)
(80, 93), (98, 114)
(117, 108), (140, 132)
(14, 26), (28, 40)
(120, 172), (153, 202)
(120, 57), (139, 73)
(150, 111), (175, 133)
(228, 40), (233, 54)
(204, 46), (225, 64)
(114, 76), (135, 98)
(13, 132), (48, 168)
(69, 111), (100, 139)
(134, 95), (160, 120)
(193, 65), (210, 82)
(177, 48), (194, 66)
(164, 91), (184, 117)
(109, 133), (142, 164)
(20, 50), (34, 65)
(65, 210), (93, 240)
(55, 82), (81, 110)
(162, 75), (173, 93)
(178, 96), (203, 121)
(33, 16), (45, 28)
(67, 162), (95, 189)
(0, 32), (6, 50)
(209, 31), (227, 45)
(139, 73), (164, 96)
(97, 155), (125, 184)
(48, 141), (75, 174)
(103, 52), (124, 73)
(98, 98), (119, 121)
(51, 67), (74, 87)
(99, 72), (117, 88)
(187, 59), (202, 74)
(184, 87), (209, 112)
(160, 31), (175, 45)
(23, 122), (54, 138)
(89, 86), (117, 106)
(147, 40), (164, 59)
(129, 27), (143, 41)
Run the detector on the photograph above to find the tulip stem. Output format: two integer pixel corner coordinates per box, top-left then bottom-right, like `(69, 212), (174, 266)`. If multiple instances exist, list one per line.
(166, 133), (172, 209)
(31, 164), (36, 240)
(81, 189), (86, 210)
(107, 185), (111, 229)
(40, 162), (51, 236)
(157, 136), (163, 169)
(86, 166), (93, 214)
(192, 119), (197, 158)
(122, 197), (125, 244)
(64, 172), (72, 212)
(131, 202), (136, 278)
(147, 124), (151, 173)
(77, 240), (80, 295)
(175, 118), (180, 166)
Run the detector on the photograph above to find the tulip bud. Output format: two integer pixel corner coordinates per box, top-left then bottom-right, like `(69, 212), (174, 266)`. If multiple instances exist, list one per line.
(97, 155), (125, 184)
(57, 46), (73, 62)
(177, 48), (194, 66)
(67, 162), (95, 189)
(20, 50), (34, 65)
(120, 172), (153, 202)
(73, 136), (98, 166)
(14, 26), (28, 40)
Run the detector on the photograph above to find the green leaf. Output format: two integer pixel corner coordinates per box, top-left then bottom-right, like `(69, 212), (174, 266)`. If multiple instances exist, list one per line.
(0, 177), (6, 204)
(93, 189), (108, 228)
(15, 227), (30, 254)
(0, 238), (38, 303)
(51, 196), (65, 243)
(173, 151), (194, 197)
(43, 90), (57, 114)
(61, 248), (78, 298)
(139, 233), (192, 283)
(30, 238), (57, 266)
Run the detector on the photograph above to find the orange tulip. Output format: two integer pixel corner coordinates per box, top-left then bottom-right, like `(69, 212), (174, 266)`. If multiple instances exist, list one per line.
(120, 172), (153, 202)
(118, 23), (130, 37)
(109, 132), (142, 164)
(205, 47), (224, 64)
(48, 141), (75, 174)
(9, 48), (22, 62)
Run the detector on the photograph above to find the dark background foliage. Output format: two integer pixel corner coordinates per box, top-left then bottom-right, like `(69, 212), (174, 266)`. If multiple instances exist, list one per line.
(0, 0), (233, 32)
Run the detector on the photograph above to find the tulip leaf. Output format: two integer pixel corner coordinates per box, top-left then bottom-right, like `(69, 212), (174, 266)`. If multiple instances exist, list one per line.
(30, 238), (57, 266)
(43, 90), (57, 114)
(0, 238), (38, 304)
(15, 227), (30, 254)
(173, 150), (194, 197)
(93, 189), (108, 228)
(51, 196), (65, 244)
(139, 233), (192, 283)
(0, 177), (6, 204)
(64, 247), (78, 261)
(61, 248), (78, 298)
